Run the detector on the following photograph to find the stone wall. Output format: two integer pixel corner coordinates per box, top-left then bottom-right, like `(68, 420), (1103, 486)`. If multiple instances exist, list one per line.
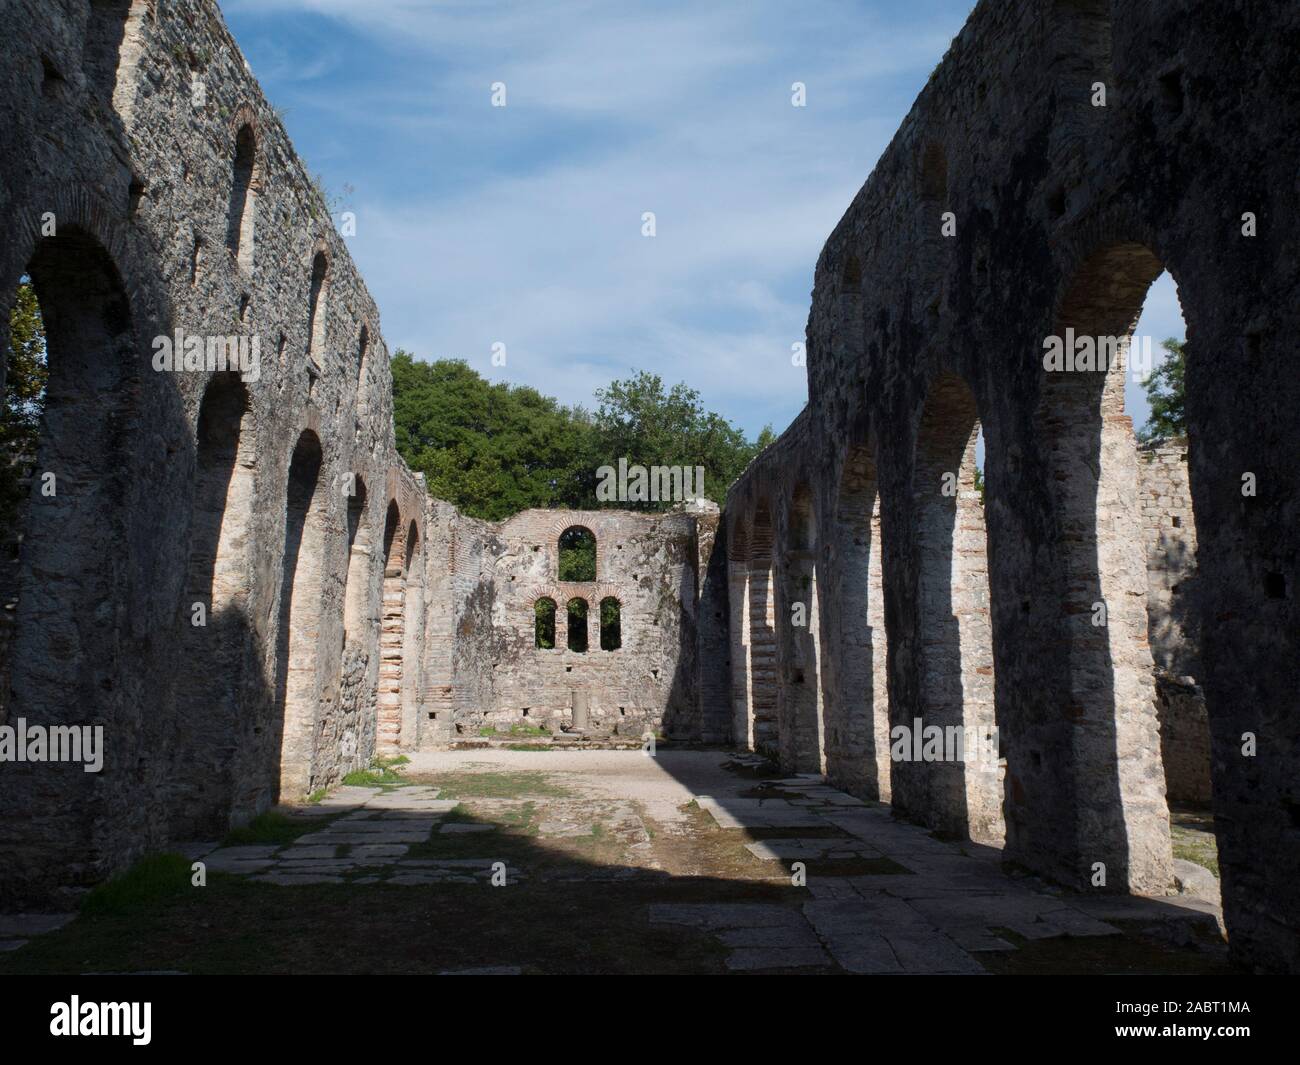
(1138, 437), (1210, 804)
(0, 0), (428, 905)
(416, 501), (720, 744)
(724, 0), (1300, 972)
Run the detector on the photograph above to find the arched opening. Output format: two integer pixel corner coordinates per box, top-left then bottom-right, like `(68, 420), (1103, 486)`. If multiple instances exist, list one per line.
(341, 474), (371, 648)
(914, 372), (1002, 843)
(275, 429), (326, 800)
(778, 485), (823, 774)
(1033, 241), (1176, 893)
(227, 124), (258, 272)
(919, 142), (948, 205)
(599, 596), (621, 651)
(1131, 273), (1214, 889)
(306, 251), (329, 362)
(558, 525), (596, 581)
(2, 230), (133, 724)
(354, 325), (371, 435)
(566, 598), (589, 653)
(399, 520), (423, 748)
(85, 1), (152, 119)
(747, 500), (778, 755)
(173, 372), (257, 836)
(535, 598), (557, 649)
(377, 500), (404, 752)
(727, 519), (752, 748)
(826, 440), (890, 801)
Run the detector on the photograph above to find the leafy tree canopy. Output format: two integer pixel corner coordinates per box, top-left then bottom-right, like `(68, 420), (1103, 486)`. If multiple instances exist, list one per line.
(1138, 338), (1187, 444)
(391, 354), (770, 520)
(1, 279), (48, 528)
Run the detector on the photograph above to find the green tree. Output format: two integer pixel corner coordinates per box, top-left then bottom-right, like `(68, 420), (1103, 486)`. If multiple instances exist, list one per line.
(1138, 338), (1187, 443)
(390, 352), (597, 520)
(391, 355), (773, 519)
(1, 279), (48, 529)
(589, 371), (767, 511)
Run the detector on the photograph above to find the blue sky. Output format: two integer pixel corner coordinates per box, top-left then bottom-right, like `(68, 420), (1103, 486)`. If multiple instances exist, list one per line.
(221, 0), (1185, 441)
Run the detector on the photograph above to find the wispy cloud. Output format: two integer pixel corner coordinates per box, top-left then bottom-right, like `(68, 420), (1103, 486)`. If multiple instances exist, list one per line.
(221, 0), (987, 436)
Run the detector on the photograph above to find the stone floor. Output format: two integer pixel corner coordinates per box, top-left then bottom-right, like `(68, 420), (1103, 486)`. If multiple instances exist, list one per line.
(0, 749), (1225, 973)
(182, 749), (1224, 973)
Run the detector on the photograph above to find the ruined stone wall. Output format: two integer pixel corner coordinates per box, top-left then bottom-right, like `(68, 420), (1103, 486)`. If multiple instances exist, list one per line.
(0, 0), (427, 905)
(1138, 438), (1200, 677)
(418, 503), (716, 742)
(725, 0), (1300, 972)
(1138, 437), (1210, 805)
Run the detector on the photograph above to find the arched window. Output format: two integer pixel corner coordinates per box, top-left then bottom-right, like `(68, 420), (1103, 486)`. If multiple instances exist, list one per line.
(566, 598), (589, 653)
(228, 124), (257, 271)
(599, 597), (621, 651)
(341, 474), (370, 645)
(535, 598), (556, 649)
(558, 525), (596, 581)
(306, 251), (328, 361)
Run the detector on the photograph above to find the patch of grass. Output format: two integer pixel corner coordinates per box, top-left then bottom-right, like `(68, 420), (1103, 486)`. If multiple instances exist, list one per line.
(81, 854), (194, 917)
(223, 810), (324, 847)
(509, 724), (550, 736)
(307, 789), (326, 804)
(478, 726), (498, 737)
(505, 743), (552, 752)
(342, 758), (409, 787)
(414, 771), (570, 800)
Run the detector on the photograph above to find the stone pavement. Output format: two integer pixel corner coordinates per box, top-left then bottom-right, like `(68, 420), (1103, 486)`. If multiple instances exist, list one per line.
(184, 785), (527, 886)
(2, 750), (1220, 973)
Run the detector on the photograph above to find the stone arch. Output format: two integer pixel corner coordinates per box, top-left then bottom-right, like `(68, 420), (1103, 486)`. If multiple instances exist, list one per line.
(919, 141), (948, 205)
(306, 247), (329, 363)
(566, 596), (590, 653)
(342, 473), (372, 646)
(399, 519), (424, 745)
(913, 371), (1002, 843)
(377, 499), (405, 751)
(777, 483), (824, 773)
(747, 499), (777, 754)
(275, 429), (327, 800)
(2, 227), (135, 723)
(227, 121), (259, 272)
(172, 371), (257, 836)
(1032, 240), (1174, 892)
(534, 597), (557, 649)
(355, 323), (371, 435)
(84, 0), (154, 121)
(727, 513), (753, 748)
(558, 524), (597, 582)
(824, 437), (891, 801)
(599, 596), (622, 651)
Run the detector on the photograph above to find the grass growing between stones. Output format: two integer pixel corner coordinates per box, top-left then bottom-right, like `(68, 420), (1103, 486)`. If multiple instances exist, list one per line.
(222, 809), (342, 847)
(343, 756), (411, 788)
(1170, 804), (1220, 877)
(408, 770), (572, 800)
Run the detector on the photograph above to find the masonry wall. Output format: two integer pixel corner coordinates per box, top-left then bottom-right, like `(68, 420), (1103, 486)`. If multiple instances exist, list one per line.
(0, 0), (427, 906)
(1138, 437), (1211, 805)
(417, 503), (719, 743)
(725, 0), (1300, 972)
